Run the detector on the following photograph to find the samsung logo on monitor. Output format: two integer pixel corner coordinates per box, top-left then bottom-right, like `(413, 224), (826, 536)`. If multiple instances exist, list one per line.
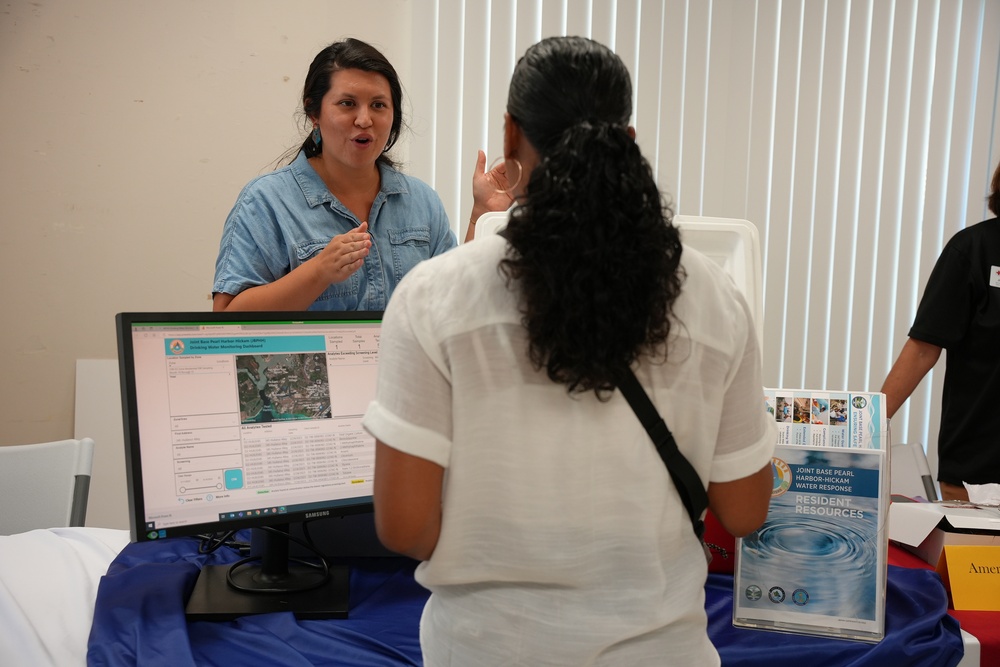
(305, 511), (331, 519)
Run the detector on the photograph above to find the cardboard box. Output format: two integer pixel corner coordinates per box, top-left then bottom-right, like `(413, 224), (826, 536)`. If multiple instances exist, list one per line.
(888, 501), (1000, 568)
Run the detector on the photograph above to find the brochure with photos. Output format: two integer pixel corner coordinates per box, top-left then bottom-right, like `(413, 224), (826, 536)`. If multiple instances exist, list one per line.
(764, 389), (885, 450)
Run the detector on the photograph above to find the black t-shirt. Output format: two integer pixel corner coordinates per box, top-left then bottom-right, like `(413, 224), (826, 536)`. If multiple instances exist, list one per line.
(909, 217), (1000, 485)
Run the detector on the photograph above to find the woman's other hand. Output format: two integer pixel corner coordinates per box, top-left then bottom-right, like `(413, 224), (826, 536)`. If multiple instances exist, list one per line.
(468, 150), (515, 241)
(316, 220), (372, 284)
(472, 150), (515, 213)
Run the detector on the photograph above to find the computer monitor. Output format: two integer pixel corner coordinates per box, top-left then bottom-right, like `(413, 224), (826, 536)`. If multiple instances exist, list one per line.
(115, 311), (383, 620)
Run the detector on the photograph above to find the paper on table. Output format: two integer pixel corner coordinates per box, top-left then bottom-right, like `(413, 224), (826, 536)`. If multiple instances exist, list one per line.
(964, 482), (1000, 505)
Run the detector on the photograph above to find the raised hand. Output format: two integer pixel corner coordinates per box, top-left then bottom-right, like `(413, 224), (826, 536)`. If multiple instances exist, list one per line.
(472, 150), (515, 217)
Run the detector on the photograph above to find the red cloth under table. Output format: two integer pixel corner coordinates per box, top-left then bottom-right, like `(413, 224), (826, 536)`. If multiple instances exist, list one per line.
(889, 543), (1000, 667)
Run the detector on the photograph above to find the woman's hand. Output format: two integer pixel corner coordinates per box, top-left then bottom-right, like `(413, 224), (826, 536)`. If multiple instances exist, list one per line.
(467, 151), (515, 242)
(471, 150), (515, 219)
(214, 221), (372, 312)
(315, 220), (372, 284)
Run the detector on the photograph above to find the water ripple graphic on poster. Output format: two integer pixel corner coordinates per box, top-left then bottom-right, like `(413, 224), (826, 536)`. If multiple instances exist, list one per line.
(734, 444), (887, 641)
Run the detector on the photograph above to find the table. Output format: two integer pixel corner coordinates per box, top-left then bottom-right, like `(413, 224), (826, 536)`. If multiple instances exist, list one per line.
(87, 535), (967, 666)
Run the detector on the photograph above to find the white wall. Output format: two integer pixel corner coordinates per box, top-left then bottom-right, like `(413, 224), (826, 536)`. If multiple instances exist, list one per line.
(0, 0), (412, 450)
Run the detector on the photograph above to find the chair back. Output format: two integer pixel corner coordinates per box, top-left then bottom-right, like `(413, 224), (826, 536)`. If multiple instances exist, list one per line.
(890, 441), (939, 501)
(472, 210), (510, 240)
(0, 438), (95, 534)
(673, 216), (765, 347)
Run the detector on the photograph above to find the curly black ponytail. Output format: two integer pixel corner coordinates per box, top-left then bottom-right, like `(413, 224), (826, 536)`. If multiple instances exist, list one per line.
(499, 38), (684, 399)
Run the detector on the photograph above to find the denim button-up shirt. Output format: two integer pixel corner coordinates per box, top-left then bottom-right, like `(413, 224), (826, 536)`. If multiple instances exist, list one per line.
(213, 151), (457, 311)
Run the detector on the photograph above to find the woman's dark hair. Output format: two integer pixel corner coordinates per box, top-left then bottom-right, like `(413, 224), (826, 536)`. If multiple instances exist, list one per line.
(299, 38), (403, 168)
(499, 36), (684, 399)
(989, 159), (1000, 217)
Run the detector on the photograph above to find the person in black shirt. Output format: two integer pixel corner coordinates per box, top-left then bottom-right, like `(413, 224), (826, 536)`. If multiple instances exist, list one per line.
(881, 160), (1000, 501)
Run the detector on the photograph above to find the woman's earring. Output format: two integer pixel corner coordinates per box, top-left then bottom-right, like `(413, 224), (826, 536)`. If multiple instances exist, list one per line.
(488, 157), (523, 195)
(312, 126), (322, 148)
(508, 158), (523, 193)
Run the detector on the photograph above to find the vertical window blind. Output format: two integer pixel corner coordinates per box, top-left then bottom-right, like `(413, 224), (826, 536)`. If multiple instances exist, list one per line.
(407, 0), (1000, 478)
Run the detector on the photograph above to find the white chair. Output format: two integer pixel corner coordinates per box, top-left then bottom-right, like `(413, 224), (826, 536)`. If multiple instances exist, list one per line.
(673, 216), (765, 347)
(472, 209), (510, 240)
(0, 438), (95, 535)
(890, 441), (939, 501)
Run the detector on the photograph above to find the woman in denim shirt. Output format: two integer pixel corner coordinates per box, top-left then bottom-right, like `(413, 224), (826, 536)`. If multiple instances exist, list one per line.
(213, 38), (457, 312)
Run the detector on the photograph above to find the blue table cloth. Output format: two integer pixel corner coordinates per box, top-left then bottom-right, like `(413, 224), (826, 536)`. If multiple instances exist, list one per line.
(87, 536), (963, 666)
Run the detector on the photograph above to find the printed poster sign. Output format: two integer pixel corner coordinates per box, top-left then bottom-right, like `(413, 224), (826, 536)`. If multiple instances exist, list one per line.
(733, 444), (887, 642)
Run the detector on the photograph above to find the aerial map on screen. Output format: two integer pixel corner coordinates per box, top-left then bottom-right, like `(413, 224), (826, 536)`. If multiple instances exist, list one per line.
(236, 353), (331, 423)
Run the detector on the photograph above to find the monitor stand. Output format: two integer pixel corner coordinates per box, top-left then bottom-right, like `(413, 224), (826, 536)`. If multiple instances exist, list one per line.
(185, 525), (349, 621)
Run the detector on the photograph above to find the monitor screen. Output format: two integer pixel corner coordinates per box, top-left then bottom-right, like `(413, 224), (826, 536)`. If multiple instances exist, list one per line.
(116, 311), (384, 619)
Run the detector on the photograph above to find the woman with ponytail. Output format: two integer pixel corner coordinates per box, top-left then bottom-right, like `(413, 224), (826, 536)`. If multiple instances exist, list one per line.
(364, 36), (775, 665)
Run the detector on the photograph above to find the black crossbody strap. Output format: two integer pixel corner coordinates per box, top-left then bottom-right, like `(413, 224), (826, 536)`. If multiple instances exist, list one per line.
(619, 370), (708, 539)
